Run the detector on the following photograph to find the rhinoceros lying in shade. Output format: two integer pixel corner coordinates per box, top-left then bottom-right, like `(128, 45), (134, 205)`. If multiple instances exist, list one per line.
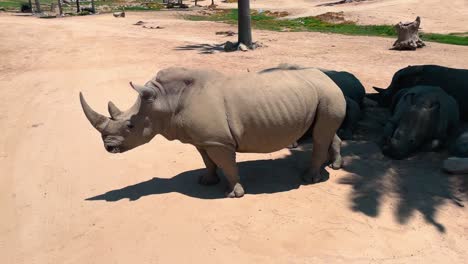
(259, 64), (365, 140)
(368, 64), (468, 121)
(79, 66), (346, 198)
(382, 85), (459, 159)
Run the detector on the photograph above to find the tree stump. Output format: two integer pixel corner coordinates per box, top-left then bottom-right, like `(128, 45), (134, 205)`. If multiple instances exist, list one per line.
(391, 16), (425, 50)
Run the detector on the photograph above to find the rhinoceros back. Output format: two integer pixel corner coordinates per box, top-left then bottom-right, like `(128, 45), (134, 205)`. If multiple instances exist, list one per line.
(222, 68), (340, 153)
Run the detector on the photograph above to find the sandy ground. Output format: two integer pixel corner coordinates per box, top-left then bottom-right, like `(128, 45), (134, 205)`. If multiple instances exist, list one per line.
(215, 0), (468, 34)
(1, 9), (468, 264)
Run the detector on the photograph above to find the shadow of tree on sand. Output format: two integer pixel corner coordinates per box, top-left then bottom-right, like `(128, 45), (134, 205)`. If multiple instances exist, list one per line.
(174, 43), (225, 54)
(338, 103), (468, 233)
(339, 140), (467, 233)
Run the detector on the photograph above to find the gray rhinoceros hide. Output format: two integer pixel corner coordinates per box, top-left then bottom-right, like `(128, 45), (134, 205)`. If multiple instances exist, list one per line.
(382, 85), (459, 159)
(259, 64), (365, 140)
(80, 66), (346, 198)
(368, 64), (468, 121)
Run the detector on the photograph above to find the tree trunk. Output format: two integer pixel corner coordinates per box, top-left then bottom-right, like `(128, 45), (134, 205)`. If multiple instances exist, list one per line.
(211, 0), (214, 5)
(91, 0), (95, 13)
(392, 16), (425, 50)
(238, 0), (252, 47)
(76, 0), (80, 13)
(28, 0), (33, 13)
(34, 0), (41, 13)
(57, 0), (63, 16)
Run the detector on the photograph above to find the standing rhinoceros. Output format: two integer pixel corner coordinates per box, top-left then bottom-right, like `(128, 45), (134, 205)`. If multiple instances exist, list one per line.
(368, 64), (468, 121)
(79, 66), (346, 198)
(382, 85), (459, 159)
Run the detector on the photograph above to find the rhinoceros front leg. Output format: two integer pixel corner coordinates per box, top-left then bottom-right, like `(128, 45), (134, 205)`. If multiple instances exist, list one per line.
(196, 148), (220, 185)
(205, 146), (245, 198)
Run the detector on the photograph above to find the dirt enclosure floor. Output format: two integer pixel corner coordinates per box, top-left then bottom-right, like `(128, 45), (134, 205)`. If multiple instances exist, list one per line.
(1, 8), (468, 264)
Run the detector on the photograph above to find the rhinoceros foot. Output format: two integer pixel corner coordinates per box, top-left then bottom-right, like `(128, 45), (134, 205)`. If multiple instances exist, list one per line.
(198, 173), (220, 185)
(301, 167), (329, 184)
(225, 183), (245, 198)
(329, 156), (343, 170)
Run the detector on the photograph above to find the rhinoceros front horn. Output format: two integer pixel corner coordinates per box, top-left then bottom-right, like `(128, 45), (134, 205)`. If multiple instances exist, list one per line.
(79, 92), (110, 133)
(108, 101), (122, 119)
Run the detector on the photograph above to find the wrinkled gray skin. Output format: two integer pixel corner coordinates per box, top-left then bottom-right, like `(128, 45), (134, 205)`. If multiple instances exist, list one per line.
(80, 66), (346, 198)
(368, 64), (468, 121)
(259, 64), (365, 141)
(382, 85), (459, 159)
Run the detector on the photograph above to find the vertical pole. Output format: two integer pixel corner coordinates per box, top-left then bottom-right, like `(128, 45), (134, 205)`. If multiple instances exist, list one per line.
(34, 0), (41, 13)
(238, 0), (252, 46)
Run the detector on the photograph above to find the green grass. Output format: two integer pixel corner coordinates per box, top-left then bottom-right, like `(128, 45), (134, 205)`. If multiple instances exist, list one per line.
(120, 5), (162, 11)
(0, 0), (54, 7)
(186, 9), (468, 46)
(0, 0), (164, 11)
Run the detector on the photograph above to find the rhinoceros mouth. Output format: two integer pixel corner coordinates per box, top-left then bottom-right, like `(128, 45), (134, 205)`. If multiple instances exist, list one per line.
(105, 144), (121, 153)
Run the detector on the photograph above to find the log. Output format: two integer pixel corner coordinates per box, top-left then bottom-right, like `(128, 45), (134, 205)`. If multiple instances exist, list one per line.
(391, 16), (425, 50)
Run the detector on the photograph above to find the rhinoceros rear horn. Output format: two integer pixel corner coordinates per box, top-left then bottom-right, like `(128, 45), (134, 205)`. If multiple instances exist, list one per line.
(130, 82), (156, 101)
(79, 92), (110, 133)
(108, 101), (122, 119)
(373, 86), (386, 93)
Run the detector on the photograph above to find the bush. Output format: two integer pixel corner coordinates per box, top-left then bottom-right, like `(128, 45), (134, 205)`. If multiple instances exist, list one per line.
(20, 2), (32, 13)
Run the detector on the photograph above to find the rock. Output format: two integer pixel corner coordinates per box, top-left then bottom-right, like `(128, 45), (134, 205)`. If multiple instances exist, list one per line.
(443, 157), (468, 174)
(113, 11), (125, 18)
(238, 43), (248, 51)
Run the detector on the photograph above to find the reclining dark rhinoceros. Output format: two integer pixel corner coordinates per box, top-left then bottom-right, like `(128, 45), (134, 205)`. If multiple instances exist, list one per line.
(259, 64), (365, 140)
(381, 85), (459, 159)
(367, 64), (468, 121)
(79, 66), (346, 198)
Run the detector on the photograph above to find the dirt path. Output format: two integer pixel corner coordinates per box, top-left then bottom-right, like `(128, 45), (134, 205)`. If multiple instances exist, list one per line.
(1, 11), (467, 263)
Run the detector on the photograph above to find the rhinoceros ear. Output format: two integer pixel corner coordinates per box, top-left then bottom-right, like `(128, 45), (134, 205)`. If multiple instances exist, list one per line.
(108, 101), (122, 119)
(130, 82), (156, 102)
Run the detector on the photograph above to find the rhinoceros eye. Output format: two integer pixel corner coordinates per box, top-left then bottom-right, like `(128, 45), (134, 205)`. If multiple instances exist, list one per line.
(126, 121), (134, 129)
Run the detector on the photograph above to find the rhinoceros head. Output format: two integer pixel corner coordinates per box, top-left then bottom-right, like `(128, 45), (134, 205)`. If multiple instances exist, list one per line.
(383, 95), (440, 159)
(79, 82), (157, 153)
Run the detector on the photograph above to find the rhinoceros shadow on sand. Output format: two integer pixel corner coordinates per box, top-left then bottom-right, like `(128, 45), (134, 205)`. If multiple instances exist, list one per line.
(86, 144), (325, 201)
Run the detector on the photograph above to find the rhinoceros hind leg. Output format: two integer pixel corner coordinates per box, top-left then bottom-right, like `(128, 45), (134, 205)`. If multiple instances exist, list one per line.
(329, 134), (343, 170)
(205, 146), (245, 198)
(302, 125), (340, 183)
(196, 148), (220, 185)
